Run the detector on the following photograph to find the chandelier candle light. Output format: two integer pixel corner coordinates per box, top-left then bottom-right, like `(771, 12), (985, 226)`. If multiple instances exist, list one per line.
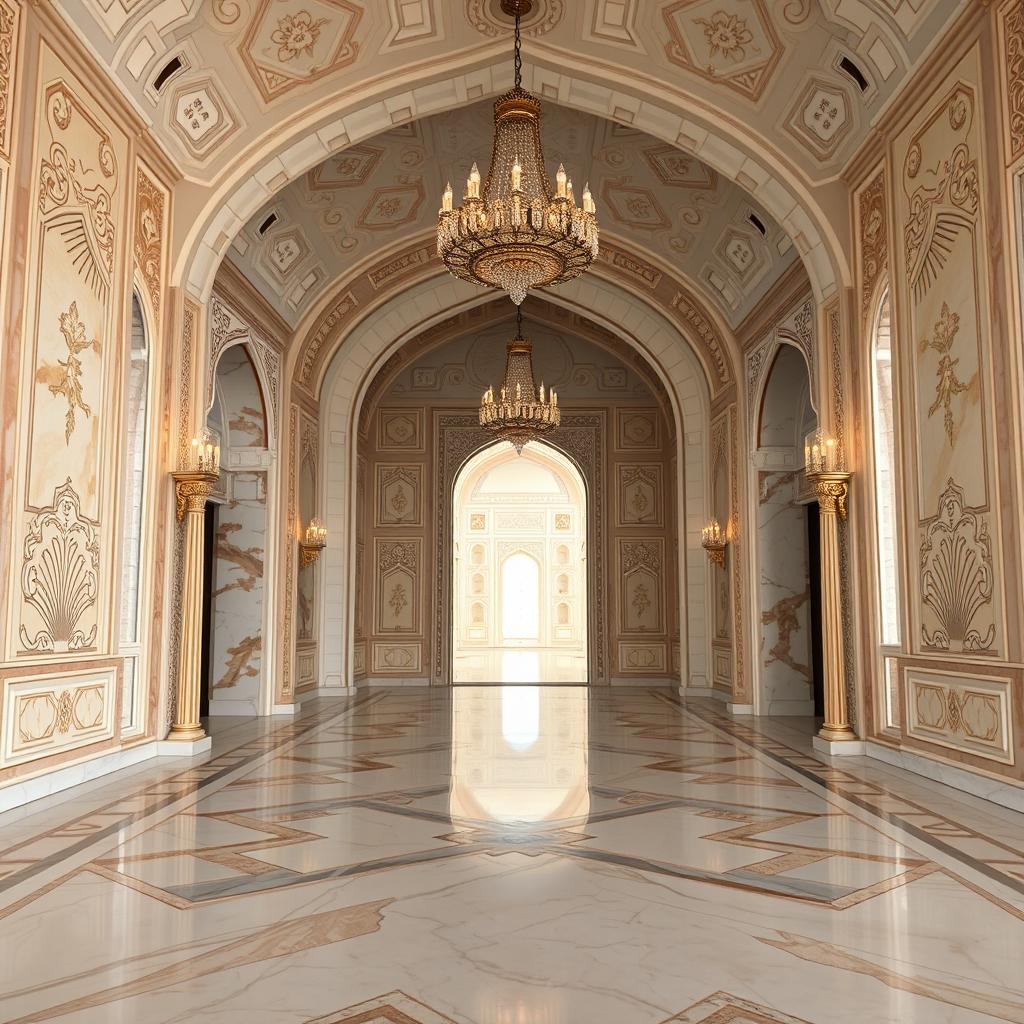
(701, 518), (727, 567)
(437, 0), (598, 306)
(300, 516), (328, 568)
(480, 306), (560, 453)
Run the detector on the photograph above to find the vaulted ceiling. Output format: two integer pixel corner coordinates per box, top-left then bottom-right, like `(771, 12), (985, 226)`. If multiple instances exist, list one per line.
(226, 101), (797, 327)
(58, 0), (965, 184)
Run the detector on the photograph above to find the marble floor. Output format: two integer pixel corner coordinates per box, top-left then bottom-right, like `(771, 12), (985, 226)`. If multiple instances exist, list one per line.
(2, 688), (1024, 1023)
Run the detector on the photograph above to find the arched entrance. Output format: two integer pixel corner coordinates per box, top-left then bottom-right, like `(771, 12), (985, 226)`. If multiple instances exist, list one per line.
(452, 443), (588, 684)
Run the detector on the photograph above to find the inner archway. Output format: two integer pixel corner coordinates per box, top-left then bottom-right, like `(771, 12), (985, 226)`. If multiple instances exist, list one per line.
(452, 443), (588, 684)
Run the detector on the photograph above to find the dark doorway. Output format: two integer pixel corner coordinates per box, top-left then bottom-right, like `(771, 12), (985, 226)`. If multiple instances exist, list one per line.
(199, 500), (218, 719)
(805, 503), (825, 718)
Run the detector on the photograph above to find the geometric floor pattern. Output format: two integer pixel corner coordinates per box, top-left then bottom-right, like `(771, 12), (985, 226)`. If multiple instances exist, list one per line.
(1, 686), (1024, 1022)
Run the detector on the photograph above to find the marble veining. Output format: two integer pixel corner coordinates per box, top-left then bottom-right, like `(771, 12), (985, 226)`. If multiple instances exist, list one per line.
(1, 687), (1024, 1023)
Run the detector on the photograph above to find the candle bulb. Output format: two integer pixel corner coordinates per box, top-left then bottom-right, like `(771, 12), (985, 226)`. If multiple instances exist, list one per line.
(556, 164), (567, 198)
(442, 181), (453, 212)
(511, 156), (522, 192)
(566, 178), (575, 205)
(539, 382), (545, 402)
(582, 183), (595, 214)
(468, 163), (480, 199)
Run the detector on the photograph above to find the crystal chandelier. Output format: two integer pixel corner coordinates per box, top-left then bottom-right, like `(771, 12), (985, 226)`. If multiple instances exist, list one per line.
(480, 307), (560, 453)
(437, 0), (598, 306)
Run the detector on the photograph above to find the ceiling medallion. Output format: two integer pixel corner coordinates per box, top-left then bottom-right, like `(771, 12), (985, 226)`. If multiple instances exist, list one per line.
(479, 306), (560, 453)
(437, 0), (598, 305)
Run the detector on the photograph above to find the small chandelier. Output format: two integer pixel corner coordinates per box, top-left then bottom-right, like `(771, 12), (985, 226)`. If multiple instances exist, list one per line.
(437, 0), (598, 306)
(480, 306), (560, 453)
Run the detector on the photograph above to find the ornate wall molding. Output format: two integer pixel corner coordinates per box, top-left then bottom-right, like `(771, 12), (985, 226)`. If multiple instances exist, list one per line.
(1002, 0), (1024, 165)
(0, 0), (19, 161)
(294, 235), (736, 402)
(857, 169), (888, 324)
(133, 166), (165, 319)
(208, 291), (281, 442)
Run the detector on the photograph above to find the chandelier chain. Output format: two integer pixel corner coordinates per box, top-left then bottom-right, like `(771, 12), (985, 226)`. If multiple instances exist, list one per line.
(513, 8), (522, 88)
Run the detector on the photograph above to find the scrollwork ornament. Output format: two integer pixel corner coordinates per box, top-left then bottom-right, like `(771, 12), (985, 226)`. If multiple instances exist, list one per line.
(1005, 1), (1024, 162)
(920, 478), (996, 654)
(813, 476), (849, 520)
(20, 478), (99, 652)
(173, 474), (217, 521)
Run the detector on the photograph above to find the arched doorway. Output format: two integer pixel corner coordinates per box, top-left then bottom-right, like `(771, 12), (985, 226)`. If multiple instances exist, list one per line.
(451, 443), (588, 684)
(754, 344), (822, 720)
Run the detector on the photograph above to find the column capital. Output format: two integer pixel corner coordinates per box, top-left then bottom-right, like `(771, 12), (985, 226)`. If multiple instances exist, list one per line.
(172, 471), (219, 521)
(809, 471), (851, 520)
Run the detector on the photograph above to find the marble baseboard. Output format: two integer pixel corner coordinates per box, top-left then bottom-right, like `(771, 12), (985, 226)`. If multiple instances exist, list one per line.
(363, 676), (430, 687)
(680, 686), (719, 698)
(155, 735), (213, 757)
(270, 701), (302, 715)
(726, 702), (754, 715)
(316, 685), (358, 696)
(866, 739), (1024, 813)
(609, 677), (674, 687)
(0, 740), (160, 814)
(813, 736), (866, 757)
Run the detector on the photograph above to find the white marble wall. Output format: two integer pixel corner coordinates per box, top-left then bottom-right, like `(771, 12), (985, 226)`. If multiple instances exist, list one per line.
(757, 470), (813, 715)
(209, 472), (266, 714)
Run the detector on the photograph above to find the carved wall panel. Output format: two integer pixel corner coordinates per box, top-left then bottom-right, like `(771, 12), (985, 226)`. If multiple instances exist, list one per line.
(377, 408), (423, 451)
(616, 464), (664, 527)
(5, 44), (129, 682)
(375, 465), (422, 527)
(615, 407), (660, 450)
(1, 663), (118, 767)
(374, 539), (421, 634)
(904, 665), (1013, 766)
(892, 51), (1004, 659)
(618, 539), (665, 635)
(0, 0), (17, 161)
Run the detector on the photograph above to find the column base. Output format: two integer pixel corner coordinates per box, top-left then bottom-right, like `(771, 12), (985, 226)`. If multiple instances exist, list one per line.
(271, 701), (302, 716)
(156, 735), (213, 757)
(812, 734), (865, 757)
(726, 702), (754, 715)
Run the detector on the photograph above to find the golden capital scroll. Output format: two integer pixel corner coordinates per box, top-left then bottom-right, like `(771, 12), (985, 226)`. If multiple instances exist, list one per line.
(172, 471), (219, 521)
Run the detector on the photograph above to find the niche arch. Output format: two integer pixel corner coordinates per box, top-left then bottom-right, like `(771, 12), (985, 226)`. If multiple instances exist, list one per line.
(451, 441), (589, 683)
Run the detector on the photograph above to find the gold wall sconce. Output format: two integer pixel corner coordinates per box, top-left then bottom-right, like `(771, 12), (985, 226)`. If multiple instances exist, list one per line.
(804, 428), (851, 520)
(300, 517), (327, 567)
(173, 435), (221, 521)
(701, 518), (727, 567)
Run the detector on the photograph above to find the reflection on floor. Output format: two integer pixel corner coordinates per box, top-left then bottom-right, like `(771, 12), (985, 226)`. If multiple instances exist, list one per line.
(2, 686), (1024, 1022)
(452, 646), (587, 682)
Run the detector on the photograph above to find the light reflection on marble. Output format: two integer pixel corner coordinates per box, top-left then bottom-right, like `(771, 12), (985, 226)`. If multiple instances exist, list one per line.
(452, 648), (588, 683)
(1, 687), (1024, 1023)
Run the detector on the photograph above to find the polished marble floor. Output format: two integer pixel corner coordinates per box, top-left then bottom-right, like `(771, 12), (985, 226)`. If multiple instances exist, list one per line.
(2, 687), (1024, 1022)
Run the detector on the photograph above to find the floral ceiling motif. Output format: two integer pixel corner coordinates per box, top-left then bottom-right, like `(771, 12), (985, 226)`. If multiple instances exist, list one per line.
(662, 0), (783, 101)
(239, 0), (363, 102)
(231, 101), (796, 328)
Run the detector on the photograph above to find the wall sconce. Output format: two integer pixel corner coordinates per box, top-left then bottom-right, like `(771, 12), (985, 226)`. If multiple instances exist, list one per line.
(172, 434), (221, 521)
(701, 518), (727, 567)
(804, 428), (845, 476)
(299, 517), (327, 567)
(185, 434), (221, 475)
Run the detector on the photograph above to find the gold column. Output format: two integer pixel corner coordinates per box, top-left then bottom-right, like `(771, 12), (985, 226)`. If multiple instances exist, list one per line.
(812, 472), (856, 744)
(169, 471), (218, 742)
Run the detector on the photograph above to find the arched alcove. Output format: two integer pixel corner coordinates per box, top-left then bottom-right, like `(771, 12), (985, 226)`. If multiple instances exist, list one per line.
(347, 302), (682, 687)
(205, 344), (270, 716)
(452, 442), (588, 684)
(754, 344), (821, 719)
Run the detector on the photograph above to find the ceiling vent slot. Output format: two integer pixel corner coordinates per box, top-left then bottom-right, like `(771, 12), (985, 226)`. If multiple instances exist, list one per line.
(152, 55), (184, 93)
(257, 213), (279, 236)
(838, 56), (869, 93)
(748, 212), (767, 236)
